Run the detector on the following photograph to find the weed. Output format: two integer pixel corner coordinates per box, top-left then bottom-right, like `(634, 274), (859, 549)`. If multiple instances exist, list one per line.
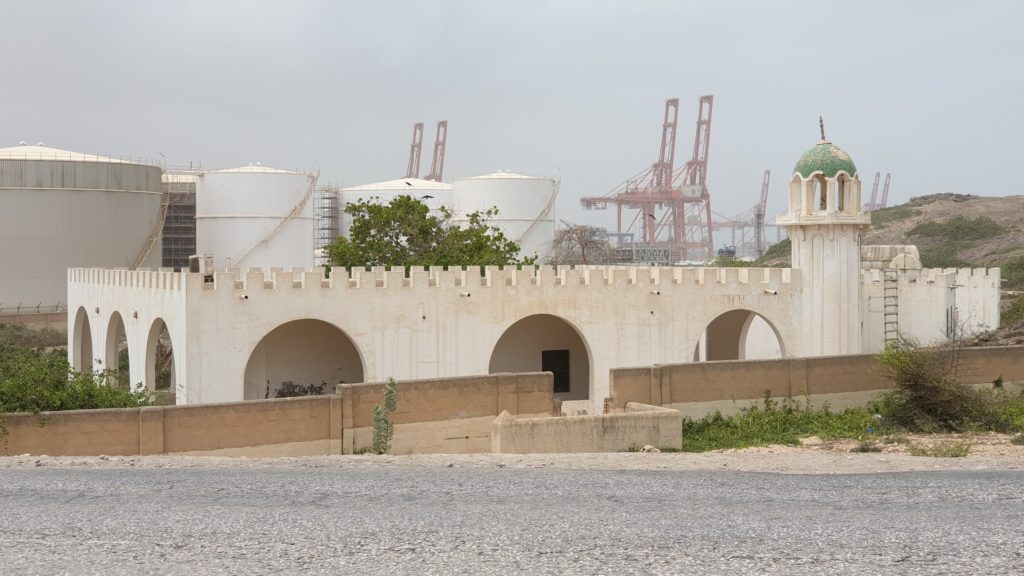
(680, 392), (888, 452)
(850, 441), (882, 453)
(881, 434), (909, 445)
(907, 441), (971, 458)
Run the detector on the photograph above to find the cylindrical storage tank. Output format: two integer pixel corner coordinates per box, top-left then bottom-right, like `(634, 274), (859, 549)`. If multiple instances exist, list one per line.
(0, 143), (163, 310)
(452, 171), (557, 260)
(340, 177), (454, 237)
(195, 165), (317, 271)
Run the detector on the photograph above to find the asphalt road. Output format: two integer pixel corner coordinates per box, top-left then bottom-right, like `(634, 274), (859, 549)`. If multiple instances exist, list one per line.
(1, 467), (1022, 575)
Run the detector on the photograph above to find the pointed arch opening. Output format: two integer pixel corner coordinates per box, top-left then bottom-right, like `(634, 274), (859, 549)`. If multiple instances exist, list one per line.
(104, 312), (131, 388)
(72, 307), (93, 372)
(694, 309), (786, 362)
(488, 314), (591, 400)
(145, 318), (175, 399)
(244, 319), (364, 400)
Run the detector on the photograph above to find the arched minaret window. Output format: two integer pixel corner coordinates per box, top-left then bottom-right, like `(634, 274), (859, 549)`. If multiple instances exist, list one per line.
(837, 175), (846, 212)
(814, 175), (827, 212)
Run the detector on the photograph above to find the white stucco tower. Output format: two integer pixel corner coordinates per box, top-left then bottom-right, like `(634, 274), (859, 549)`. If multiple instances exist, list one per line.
(777, 122), (870, 356)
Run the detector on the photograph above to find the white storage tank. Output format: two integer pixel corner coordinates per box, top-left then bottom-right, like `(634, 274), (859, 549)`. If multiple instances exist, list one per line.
(452, 171), (557, 260)
(195, 164), (317, 271)
(340, 177), (454, 237)
(0, 143), (163, 311)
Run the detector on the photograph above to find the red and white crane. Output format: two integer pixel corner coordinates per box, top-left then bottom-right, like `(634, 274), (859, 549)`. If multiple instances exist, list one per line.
(404, 122), (424, 179)
(424, 120), (448, 183)
(580, 96), (715, 262)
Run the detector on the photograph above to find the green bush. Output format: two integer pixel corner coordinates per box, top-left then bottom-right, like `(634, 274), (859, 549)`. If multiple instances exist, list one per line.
(1001, 295), (1024, 329)
(1001, 256), (1024, 290)
(0, 343), (148, 415)
(371, 378), (397, 454)
(918, 244), (972, 269)
(874, 339), (1024, 433)
(680, 394), (886, 452)
(754, 238), (790, 266)
(908, 216), (1007, 241)
(0, 324), (66, 349)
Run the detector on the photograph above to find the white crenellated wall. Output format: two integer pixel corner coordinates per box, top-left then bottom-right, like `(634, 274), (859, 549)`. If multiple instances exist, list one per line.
(860, 267), (1001, 352)
(70, 265), (800, 408)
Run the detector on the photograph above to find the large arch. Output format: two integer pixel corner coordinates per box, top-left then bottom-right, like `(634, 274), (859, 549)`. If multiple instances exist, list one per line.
(145, 318), (176, 396)
(104, 312), (129, 382)
(488, 314), (591, 400)
(72, 307), (93, 372)
(243, 319), (364, 400)
(694, 309), (786, 362)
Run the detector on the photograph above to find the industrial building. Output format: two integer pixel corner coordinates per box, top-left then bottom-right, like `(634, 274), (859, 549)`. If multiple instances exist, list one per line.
(0, 143), (164, 313)
(452, 171), (557, 260)
(161, 171), (197, 270)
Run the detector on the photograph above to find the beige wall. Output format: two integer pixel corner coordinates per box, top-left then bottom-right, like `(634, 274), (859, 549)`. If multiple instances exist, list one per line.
(610, 345), (1024, 417)
(338, 372), (555, 454)
(492, 403), (681, 453)
(2, 372), (554, 457)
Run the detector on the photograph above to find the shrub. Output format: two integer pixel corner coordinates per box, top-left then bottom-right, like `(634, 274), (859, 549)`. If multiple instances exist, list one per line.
(1002, 295), (1024, 328)
(871, 206), (921, 228)
(274, 380), (327, 398)
(0, 324), (66, 349)
(875, 339), (1024, 433)
(0, 343), (149, 415)
(918, 244), (972, 269)
(908, 216), (1007, 241)
(371, 378), (397, 454)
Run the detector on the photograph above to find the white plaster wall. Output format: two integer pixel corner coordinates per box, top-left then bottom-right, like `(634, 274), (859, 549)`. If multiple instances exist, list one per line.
(67, 268), (188, 399)
(70, 265), (799, 408)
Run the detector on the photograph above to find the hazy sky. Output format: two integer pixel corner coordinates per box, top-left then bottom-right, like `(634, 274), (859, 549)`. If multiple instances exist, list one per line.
(3, 0), (1022, 229)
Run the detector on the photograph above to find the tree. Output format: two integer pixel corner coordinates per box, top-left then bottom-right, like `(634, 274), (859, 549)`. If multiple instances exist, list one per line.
(547, 225), (612, 265)
(328, 195), (534, 268)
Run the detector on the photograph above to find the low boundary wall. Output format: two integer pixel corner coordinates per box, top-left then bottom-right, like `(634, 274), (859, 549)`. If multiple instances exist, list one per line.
(492, 403), (681, 453)
(1, 372), (555, 457)
(609, 346), (1024, 419)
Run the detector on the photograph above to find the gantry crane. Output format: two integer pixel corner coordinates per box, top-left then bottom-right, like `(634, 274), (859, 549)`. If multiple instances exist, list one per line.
(404, 122), (424, 179)
(864, 172), (892, 211)
(580, 96), (715, 262)
(711, 170), (781, 259)
(424, 120), (448, 182)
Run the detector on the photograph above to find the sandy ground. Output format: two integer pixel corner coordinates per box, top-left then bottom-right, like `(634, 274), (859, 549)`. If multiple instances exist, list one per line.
(2, 433), (1023, 475)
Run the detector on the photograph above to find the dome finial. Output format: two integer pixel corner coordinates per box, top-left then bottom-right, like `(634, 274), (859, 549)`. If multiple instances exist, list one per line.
(819, 115), (826, 142)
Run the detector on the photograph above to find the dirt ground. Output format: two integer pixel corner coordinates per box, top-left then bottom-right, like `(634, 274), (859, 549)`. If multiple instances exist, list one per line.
(2, 433), (1022, 475)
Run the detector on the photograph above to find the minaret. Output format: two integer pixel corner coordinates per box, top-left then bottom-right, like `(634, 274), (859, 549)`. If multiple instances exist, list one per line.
(777, 119), (870, 356)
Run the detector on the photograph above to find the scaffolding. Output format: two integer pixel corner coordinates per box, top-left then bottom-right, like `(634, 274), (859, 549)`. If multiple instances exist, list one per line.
(315, 184), (341, 266)
(161, 172), (197, 271)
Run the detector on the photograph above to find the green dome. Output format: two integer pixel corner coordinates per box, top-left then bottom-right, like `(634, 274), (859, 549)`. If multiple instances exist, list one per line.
(793, 141), (857, 179)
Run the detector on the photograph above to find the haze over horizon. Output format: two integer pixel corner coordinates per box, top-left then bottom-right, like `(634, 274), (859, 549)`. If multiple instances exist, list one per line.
(2, 0), (1020, 230)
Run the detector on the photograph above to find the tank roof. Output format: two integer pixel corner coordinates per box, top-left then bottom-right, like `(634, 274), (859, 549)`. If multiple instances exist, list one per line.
(462, 170), (547, 181)
(343, 177), (453, 191)
(209, 164), (304, 175)
(0, 143), (149, 165)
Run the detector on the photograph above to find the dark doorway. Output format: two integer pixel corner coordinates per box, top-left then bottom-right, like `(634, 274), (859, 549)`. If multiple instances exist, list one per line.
(542, 349), (570, 394)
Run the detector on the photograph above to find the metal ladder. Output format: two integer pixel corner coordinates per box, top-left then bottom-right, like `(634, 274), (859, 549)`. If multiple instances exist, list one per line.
(883, 269), (899, 343)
